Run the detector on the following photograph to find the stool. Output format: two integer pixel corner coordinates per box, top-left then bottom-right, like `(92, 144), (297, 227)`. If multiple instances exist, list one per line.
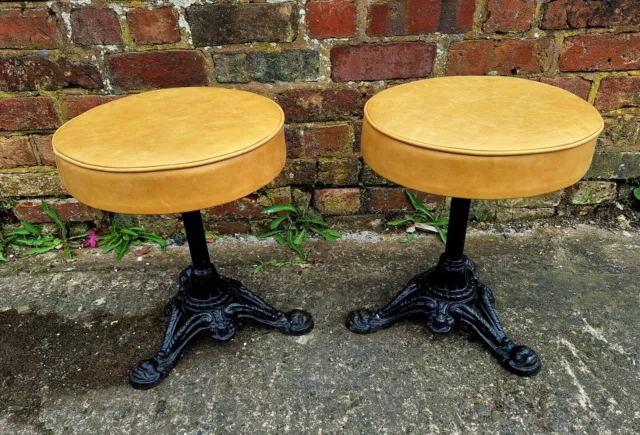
(52, 88), (314, 389)
(346, 76), (603, 375)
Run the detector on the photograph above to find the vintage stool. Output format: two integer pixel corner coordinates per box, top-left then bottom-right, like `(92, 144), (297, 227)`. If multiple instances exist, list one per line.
(52, 88), (314, 389)
(347, 76), (603, 375)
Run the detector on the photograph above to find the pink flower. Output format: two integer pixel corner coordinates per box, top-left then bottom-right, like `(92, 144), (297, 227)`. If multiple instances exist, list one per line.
(84, 230), (99, 248)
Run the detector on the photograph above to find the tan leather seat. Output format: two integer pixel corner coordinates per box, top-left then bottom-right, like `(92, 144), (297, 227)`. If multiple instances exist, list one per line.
(52, 87), (285, 214)
(363, 76), (604, 199)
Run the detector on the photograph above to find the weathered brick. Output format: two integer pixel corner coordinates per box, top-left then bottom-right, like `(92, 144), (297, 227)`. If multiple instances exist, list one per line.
(106, 51), (208, 90)
(0, 169), (66, 198)
(127, 7), (180, 45)
(32, 135), (55, 166)
(361, 164), (394, 185)
(439, 0), (476, 33)
(598, 114), (639, 152)
(0, 57), (102, 92)
(71, 8), (123, 46)
(368, 0), (441, 36)
(307, 0), (357, 38)
(13, 198), (94, 223)
(286, 124), (353, 158)
(497, 190), (564, 208)
(559, 33), (640, 72)
(314, 188), (361, 215)
(213, 51), (320, 83)
(0, 136), (37, 169)
(542, 0), (640, 30)
(448, 38), (554, 75)
(61, 96), (122, 120)
(365, 187), (443, 212)
(331, 43), (436, 81)
(595, 77), (640, 112)
(206, 195), (265, 219)
(585, 152), (640, 180)
(0, 9), (60, 49)
(495, 207), (555, 222)
(536, 77), (591, 100)
(276, 89), (364, 122)
(483, 0), (536, 32)
(187, 3), (297, 46)
(207, 220), (252, 235)
(568, 181), (617, 205)
(318, 158), (361, 185)
(0, 98), (60, 132)
(270, 159), (318, 187)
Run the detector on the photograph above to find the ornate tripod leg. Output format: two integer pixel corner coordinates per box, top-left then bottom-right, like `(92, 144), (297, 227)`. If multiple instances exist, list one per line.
(346, 197), (541, 376)
(225, 277), (313, 335)
(346, 273), (436, 333)
(129, 211), (313, 389)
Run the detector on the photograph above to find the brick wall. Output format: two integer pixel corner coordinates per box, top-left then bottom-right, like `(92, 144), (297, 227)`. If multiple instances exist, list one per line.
(0, 0), (638, 235)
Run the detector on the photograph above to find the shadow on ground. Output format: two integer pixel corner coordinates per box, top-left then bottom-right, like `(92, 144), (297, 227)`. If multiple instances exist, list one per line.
(0, 225), (638, 434)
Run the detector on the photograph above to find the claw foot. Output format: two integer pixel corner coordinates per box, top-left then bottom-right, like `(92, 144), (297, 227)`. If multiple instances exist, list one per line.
(130, 357), (169, 390)
(503, 345), (541, 376)
(279, 310), (314, 335)
(346, 309), (386, 334)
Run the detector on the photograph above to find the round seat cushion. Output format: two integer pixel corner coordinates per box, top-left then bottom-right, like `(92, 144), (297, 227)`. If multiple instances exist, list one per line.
(362, 76), (604, 199)
(53, 88), (285, 214)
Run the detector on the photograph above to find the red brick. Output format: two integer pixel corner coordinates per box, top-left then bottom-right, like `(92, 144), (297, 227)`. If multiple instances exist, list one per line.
(365, 187), (443, 212)
(542, 0), (640, 30)
(536, 77), (591, 100)
(31, 135), (55, 166)
(307, 0), (357, 38)
(560, 33), (640, 72)
(270, 159), (318, 187)
(0, 136), (37, 169)
(106, 51), (208, 90)
(317, 158), (361, 185)
(286, 124), (353, 158)
(127, 7), (180, 44)
(595, 77), (640, 112)
(13, 199), (94, 223)
(447, 38), (554, 75)
(207, 220), (252, 235)
(187, 3), (297, 46)
(276, 89), (365, 122)
(71, 8), (123, 45)
(206, 195), (264, 219)
(0, 9), (60, 49)
(0, 57), (102, 92)
(314, 188), (361, 215)
(61, 96), (122, 120)
(331, 43), (436, 81)
(0, 98), (60, 132)
(367, 0), (441, 36)
(0, 170), (66, 197)
(438, 0), (476, 33)
(483, 0), (536, 32)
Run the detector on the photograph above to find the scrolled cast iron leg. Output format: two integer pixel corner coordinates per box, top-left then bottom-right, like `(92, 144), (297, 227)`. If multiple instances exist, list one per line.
(450, 283), (541, 376)
(226, 277), (313, 335)
(129, 297), (217, 389)
(346, 274), (436, 334)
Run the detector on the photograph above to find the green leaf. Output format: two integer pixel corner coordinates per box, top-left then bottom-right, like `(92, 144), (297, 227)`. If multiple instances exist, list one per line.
(261, 204), (298, 215)
(270, 216), (288, 230)
(297, 217), (328, 227)
(401, 232), (416, 243)
(406, 190), (435, 219)
(8, 229), (32, 236)
(293, 229), (306, 245)
(634, 187), (640, 201)
(21, 222), (41, 236)
(274, 234), (286, 244)
(436, 227), (447, 244)
(25, 245), (57, 255)
(256, 230), (285, 239)
(120, 228), (140, 237)
(41, 201), (66, 236)
(250, 263), (264, 274)
(387, 218), (413, 226)
(0, 252), (6, 262)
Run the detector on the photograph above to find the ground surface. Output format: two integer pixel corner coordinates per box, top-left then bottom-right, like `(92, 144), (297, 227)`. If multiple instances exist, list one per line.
(0, 224), (639, 434)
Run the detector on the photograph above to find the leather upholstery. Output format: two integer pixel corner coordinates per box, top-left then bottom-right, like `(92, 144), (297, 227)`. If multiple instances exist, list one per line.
(363, 76), (604, 199)
(52, 88), (286, 214)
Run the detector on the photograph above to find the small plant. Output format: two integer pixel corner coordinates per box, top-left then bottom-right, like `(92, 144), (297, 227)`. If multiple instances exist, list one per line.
(250, 258), (306, 275)
(256, 204), (342, 260)
(634, 187), (640, 217)
(180, 228), (218, 243)
(98, 223), (167, 260)
(41, 201), (87, 258)
(387, 190), (448, 244)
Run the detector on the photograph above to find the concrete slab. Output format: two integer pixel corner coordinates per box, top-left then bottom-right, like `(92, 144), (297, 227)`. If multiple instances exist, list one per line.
(0, 225), (639, 434)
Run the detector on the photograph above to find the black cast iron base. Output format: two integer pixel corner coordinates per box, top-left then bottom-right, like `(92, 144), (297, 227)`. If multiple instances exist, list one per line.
(130, 265), (313, 389)
(347, 255), (540, 376)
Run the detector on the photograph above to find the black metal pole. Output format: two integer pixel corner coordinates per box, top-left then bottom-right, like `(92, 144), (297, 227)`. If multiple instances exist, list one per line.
(182, 210), (211, 269)
(444, 197), (471, 260)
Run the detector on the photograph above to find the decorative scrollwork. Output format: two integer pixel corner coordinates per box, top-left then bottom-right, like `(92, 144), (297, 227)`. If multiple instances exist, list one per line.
(346, 254), (541, 376)
(130, 266), (313, 389)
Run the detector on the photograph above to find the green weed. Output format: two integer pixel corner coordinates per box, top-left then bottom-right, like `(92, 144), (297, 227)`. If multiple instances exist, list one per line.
(387, 190), (448, 244)
(98, 223), (167, 260)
